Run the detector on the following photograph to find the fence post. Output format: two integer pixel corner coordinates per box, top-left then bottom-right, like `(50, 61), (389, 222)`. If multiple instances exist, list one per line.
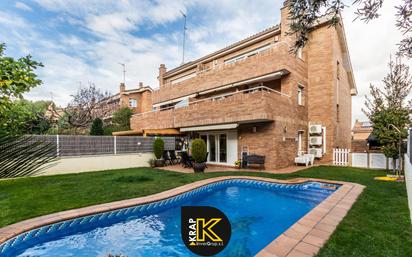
(114, 136), (117, 155)
(56, 134), (60, 157)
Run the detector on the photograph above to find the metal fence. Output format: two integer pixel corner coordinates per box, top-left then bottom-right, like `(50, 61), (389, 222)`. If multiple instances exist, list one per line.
(21, 135), (175, 157)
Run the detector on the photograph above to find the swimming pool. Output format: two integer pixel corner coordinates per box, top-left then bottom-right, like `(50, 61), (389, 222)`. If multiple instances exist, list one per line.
(0, 179), (338, 257)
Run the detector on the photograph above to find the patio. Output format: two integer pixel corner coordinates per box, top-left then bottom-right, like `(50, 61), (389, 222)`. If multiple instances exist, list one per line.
(158, 164), (312, 174)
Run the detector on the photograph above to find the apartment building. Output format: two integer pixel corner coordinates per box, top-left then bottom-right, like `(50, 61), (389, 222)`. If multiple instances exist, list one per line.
(95, 82), (153, 121)
(130, 2), (357, 169)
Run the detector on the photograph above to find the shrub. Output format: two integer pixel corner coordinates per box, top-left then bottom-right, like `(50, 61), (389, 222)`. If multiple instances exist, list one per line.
(90, 118), (103, 135)
(153, 137), (164, 159)
(191, 139), (207, 163)
(112, 107), (133, 130)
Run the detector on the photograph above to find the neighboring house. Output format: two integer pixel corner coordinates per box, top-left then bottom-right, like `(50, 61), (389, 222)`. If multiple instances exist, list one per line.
(352, 119), (373, 140)
(95, 82), (153, 121)
(44, 103), (65, 121)
(351, 120), (373, 152)
(130, 2), (357, 169)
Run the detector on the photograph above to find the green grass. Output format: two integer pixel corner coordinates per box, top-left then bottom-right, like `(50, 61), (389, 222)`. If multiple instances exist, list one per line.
(1, 166), (411, 257)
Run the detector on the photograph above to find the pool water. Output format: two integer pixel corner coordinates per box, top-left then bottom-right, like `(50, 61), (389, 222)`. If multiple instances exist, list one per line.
(2, 180), (337, 257)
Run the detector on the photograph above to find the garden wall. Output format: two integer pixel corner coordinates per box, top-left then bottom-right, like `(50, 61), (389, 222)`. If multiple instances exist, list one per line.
(36, 153), (154, 176)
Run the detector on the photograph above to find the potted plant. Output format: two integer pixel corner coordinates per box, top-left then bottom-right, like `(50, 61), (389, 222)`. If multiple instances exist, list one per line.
(153, 137), (165, 167)
(148, 158), (156, 168)
(234, 160), (241, 169)
(191, 139), (207, 173)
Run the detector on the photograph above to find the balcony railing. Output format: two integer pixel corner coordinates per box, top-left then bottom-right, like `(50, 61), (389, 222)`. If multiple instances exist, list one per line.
(152, 42), (299, 104)
(131, 86), (292, 131)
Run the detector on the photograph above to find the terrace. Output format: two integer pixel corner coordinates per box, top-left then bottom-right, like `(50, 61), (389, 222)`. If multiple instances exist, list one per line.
(131, 85), (300, 131)
(152, 42), (305, 104)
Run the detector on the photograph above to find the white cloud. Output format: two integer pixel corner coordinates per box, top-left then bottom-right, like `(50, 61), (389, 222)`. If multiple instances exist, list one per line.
(342, 0), (412, 124)
(2, 0), (410, 128)
(15, 2), (33, 12)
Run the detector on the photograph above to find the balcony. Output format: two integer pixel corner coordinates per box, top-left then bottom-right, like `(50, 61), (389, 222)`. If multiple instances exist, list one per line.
(131, 86), (294, 131)
(153, 42), (305, 104)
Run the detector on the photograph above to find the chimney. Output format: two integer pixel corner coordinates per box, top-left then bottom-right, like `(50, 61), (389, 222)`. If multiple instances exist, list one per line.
(158, 64), (166, 87)
(119, 83), (126, 93)
(138, 82), (143, 88)
(280, 0), (294, 43)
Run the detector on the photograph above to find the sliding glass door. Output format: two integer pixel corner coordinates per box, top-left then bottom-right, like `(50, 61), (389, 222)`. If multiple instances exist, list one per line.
(202, 133), (227, 164)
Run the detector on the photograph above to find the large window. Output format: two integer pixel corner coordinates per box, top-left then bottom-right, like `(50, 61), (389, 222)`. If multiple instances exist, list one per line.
(129, 99), (137, 108)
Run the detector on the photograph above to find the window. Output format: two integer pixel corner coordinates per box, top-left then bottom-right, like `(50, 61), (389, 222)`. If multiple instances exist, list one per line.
(171, 72), (197, 85)
(297, 131), (304, 154)
(224, 44), (271, 65)
(297, 47), (303, 60)
(337, 61), (340, 79)
(297, 85), (304, 105)
(129, 99), (137, 108)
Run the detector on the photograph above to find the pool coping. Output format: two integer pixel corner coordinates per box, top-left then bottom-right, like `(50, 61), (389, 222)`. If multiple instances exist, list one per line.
(0, 176), (365, 257)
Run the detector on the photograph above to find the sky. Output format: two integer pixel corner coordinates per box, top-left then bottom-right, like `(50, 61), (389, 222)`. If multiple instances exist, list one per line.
(0, 0), (411, 124)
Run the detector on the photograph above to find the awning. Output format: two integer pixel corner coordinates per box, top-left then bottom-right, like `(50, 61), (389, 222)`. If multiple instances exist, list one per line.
(143, 128), (184, 136)
(112, 128), (183, 136)
(112, 130), (143, 136)
(180, 123), (239, 132)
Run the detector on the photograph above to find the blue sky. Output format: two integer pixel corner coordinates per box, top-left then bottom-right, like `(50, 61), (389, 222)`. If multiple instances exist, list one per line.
(0, 0), (410, 122)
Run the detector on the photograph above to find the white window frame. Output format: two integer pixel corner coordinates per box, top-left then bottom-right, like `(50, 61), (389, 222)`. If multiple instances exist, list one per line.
(171, 72), (197, 85)
(224, 44), (271, 65)
(129, 98), (137, 108)
(297, 85), (304, 106)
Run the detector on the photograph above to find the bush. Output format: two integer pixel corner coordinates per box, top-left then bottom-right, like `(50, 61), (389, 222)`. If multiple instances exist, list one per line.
(90, 118), (103, 135)
(112, 107), (133, 130)
(191, 139), (207, 163)
(153, 137), (164, 159)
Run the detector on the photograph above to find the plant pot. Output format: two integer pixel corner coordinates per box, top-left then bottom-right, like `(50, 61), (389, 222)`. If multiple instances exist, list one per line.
(193, 162), (206, 173)
(155, 159), (165, 167)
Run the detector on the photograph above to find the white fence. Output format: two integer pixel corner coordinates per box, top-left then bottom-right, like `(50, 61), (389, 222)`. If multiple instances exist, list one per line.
(333, 148), (399, 169)
(333, 148), (350, 166)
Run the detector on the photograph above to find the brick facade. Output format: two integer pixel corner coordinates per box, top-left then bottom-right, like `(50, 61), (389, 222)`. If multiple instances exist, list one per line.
(130, 2), (356, 169)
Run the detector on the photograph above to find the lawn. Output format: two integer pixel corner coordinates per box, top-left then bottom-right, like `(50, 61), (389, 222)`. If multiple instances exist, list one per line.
(0, 166), (411, 257)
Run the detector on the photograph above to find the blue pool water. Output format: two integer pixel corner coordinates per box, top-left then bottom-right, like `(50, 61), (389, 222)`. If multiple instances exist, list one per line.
(0, 180), (338, 257)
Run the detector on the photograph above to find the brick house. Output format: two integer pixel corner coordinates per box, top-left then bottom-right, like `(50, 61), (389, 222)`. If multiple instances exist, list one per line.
(130, 2), (357, 169)
(96, 82), (153, 121)
(351, 120), (374, 152)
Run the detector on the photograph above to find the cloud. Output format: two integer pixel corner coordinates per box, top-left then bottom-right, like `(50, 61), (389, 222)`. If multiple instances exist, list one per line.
(2, 0), (411, 130)
(342, 0), (412, 123)
(15, 2), (33, 12)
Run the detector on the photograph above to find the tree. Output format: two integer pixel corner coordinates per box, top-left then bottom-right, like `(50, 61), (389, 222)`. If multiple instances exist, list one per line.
(363, 58), (412, 173)
(0, 43), (43, 133)
(112, 107), (133, 131)
(153, 137), (164, 160)
(90, 118), (104, 135)
(65, 83), (110, 129)
(0, 100), (52, 135)
(286, 0), (412, 58)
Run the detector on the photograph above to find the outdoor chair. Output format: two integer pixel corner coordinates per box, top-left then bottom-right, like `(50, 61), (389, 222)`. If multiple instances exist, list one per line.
(163, 151), (172, 166)
(169, 150), (179, 165)
(180, 151), (193, 168)
(204, 152), (209, 168)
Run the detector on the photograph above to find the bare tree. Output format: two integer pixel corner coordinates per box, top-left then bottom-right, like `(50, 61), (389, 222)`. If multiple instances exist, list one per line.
(287, 0), (412, 58)
(65, 83), (111, 129)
